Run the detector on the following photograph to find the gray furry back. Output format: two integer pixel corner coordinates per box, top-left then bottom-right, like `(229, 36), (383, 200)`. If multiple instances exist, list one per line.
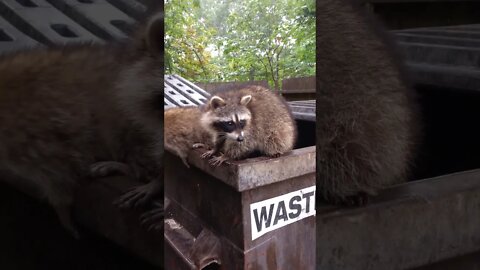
(316, 0), (420, 204)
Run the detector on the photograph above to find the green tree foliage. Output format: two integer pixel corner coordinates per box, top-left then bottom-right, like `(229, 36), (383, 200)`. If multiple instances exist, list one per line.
(165, 0), (218, 82)
(165, 0), (315, 90)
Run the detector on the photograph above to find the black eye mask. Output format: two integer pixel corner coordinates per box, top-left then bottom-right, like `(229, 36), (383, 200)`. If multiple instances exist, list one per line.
(213, 119), (247, 133)
(239, 120), (246, 128)
(213, 121), (236, 133)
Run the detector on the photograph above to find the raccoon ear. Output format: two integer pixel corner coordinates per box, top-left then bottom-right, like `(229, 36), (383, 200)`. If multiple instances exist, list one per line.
(210, 96), (226, 109)
(144, 13), (164, 56)
(240, 95), (252, 106)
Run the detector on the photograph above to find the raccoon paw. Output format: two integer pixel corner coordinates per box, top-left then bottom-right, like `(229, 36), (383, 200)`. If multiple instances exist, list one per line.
(140, 201), (164, 231)
(209, 155), (229, 167)
(114, 183), (157, 209)
(201, 150), (215, 159)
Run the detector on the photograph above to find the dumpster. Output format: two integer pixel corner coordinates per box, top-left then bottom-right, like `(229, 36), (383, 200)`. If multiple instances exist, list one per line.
(164, 74), (316, 270)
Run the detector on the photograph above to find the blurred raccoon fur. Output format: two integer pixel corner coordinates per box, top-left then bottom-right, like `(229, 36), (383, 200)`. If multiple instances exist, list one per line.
(316, 0), (420, 205)
(115, 105), (214, 215)
(0, 13), (164, 236)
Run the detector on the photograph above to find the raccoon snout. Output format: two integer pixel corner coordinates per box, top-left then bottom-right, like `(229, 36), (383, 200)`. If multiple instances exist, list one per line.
(237, 135), (244, 142)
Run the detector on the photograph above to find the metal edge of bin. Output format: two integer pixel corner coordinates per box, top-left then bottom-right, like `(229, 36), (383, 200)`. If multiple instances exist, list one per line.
(182, 146), (316, 192)
(316, 168), (480, 270)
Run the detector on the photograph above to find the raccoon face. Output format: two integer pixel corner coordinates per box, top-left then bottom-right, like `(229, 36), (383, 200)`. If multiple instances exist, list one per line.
(213, 114), (249, 142)
(203, 95), (252, 143)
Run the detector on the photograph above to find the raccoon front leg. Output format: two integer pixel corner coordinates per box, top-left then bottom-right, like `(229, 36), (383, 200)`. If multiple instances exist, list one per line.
(209, 154), (229, 167)
(195, 143), (216, 159)
(201, 150), (216, 159)
(201, 137), (225, 159)
(115, 176), (163, 208)
(140, 200), (165, 231)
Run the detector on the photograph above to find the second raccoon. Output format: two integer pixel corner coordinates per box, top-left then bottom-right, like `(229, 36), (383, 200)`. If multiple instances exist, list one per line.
(164, 106), (212, 167)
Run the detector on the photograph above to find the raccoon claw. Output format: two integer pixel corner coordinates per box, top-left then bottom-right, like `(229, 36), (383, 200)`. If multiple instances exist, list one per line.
(209, 155), (228, 167)
(140, 203), (164, 231)
(114, 184), (154, 209)
(201, 150), (215, 159)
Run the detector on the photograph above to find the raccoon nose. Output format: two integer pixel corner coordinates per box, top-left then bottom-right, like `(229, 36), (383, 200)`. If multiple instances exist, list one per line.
(237, 135), (244, 142)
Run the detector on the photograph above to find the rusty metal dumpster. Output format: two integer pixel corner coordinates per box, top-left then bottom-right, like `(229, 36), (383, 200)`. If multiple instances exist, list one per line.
(164, 75), (316, 270)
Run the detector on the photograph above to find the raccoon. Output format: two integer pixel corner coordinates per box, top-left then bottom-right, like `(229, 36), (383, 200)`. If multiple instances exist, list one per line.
(200, 86), (297, 166)
(0, 13), (164, 236)
(316, 0), (420, 205)
(163, 106), (213, 167)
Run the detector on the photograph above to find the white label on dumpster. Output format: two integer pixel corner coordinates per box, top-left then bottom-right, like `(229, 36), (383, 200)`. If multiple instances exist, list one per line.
(250, 186), (316, 240)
